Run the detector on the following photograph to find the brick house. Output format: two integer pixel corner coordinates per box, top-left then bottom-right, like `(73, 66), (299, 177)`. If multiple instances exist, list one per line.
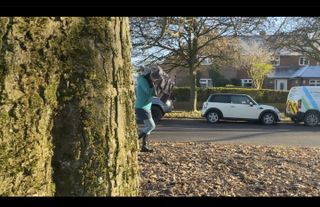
(263, 51), (320, 90)
(235, 37), (320, 90)
(266, 65), (320, 90)
(160, 35), (320, 90)
(163, 61), (238, 87)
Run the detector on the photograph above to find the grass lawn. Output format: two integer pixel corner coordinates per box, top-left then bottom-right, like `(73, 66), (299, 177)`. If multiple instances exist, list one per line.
(164, 110), (291, 122)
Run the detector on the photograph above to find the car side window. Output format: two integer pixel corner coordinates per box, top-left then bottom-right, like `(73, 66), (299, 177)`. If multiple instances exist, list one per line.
(231, 95), (251, 105)
(209, 95), (231, 103)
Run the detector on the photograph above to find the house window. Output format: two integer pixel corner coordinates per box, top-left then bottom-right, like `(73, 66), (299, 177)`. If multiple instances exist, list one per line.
(199, 78), (213, 87)
(241, 79), (252, 87)
(309, 80), (320, 86)
(272, 56), (280, 66)
(299, 57), (309, 66)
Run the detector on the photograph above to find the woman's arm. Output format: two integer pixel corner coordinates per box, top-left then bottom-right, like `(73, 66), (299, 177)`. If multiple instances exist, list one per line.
(139, 76), (153, 95)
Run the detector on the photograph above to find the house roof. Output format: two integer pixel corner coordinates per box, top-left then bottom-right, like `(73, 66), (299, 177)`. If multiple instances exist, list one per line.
(268, 66), (320, 79)
(239, 36), (303, 56)
(276, 48), (302, 56)
(267, 68), (300, 79)
(292, 66), (320, 78)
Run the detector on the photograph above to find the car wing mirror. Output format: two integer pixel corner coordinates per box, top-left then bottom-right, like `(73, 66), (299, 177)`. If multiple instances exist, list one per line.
(249, 102), (254, 107)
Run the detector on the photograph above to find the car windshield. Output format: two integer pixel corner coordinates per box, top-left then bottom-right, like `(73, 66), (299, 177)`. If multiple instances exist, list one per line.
(247, 95), (258, 105)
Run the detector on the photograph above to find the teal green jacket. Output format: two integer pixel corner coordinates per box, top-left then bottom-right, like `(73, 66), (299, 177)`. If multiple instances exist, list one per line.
(135, 75), (155, 110)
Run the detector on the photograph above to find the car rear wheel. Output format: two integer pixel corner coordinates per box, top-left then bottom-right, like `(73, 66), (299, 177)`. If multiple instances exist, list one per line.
(304, 111), (319, 127)
(261, 112), (276, 125)
(206, 111), (220, 123)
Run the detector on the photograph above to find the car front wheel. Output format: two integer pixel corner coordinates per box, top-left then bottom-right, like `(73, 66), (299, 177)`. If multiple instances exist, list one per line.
(304, 111), (319, 127)
(206, 111), (220, 123)
(261, 112), (276, 125)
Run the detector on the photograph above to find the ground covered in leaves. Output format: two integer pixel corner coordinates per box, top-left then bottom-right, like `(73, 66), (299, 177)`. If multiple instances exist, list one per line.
(139, 141), (320, 196)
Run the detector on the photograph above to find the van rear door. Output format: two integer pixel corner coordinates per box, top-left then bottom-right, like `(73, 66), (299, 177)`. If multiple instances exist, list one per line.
(286, 87), (300, 116)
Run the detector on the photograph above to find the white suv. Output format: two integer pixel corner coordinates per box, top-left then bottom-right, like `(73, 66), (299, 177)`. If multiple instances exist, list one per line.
(151, 96), (174, 122)
(201, 93), (281, 125)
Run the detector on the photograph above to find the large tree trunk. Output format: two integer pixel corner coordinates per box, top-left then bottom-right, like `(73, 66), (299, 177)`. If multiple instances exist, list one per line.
(0, 17), (62, 196)
(189, 38), (198, 112)
(52, 17), (139, 196)
(0, 17), (139, 196)
(189, 69), (197, 111)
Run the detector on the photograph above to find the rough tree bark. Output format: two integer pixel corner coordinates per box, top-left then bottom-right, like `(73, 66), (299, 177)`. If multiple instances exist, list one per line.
(189, 71), (197, 112)
(0, 17), (62, 196)
(0, 17), (139, 196)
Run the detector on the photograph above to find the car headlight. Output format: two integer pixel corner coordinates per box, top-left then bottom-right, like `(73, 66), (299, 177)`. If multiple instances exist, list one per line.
(166, 100), (172, 107)
(203, 102), (208, 109)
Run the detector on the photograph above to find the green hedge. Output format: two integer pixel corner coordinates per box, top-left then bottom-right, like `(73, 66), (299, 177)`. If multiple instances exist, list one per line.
(173, 87), (289, 104)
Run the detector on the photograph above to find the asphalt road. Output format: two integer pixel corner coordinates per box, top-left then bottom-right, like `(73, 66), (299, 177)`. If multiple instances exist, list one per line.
(147, 119), (320, 147)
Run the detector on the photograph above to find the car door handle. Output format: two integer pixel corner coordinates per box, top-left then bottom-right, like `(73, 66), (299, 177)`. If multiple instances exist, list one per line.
(230, 105), (235, 108)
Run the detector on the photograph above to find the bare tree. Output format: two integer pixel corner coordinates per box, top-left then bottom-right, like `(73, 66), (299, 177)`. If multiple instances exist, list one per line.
(236, 40), (273, 89)
(131, 17), (266, 111)
(268, 17), (320, 62)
